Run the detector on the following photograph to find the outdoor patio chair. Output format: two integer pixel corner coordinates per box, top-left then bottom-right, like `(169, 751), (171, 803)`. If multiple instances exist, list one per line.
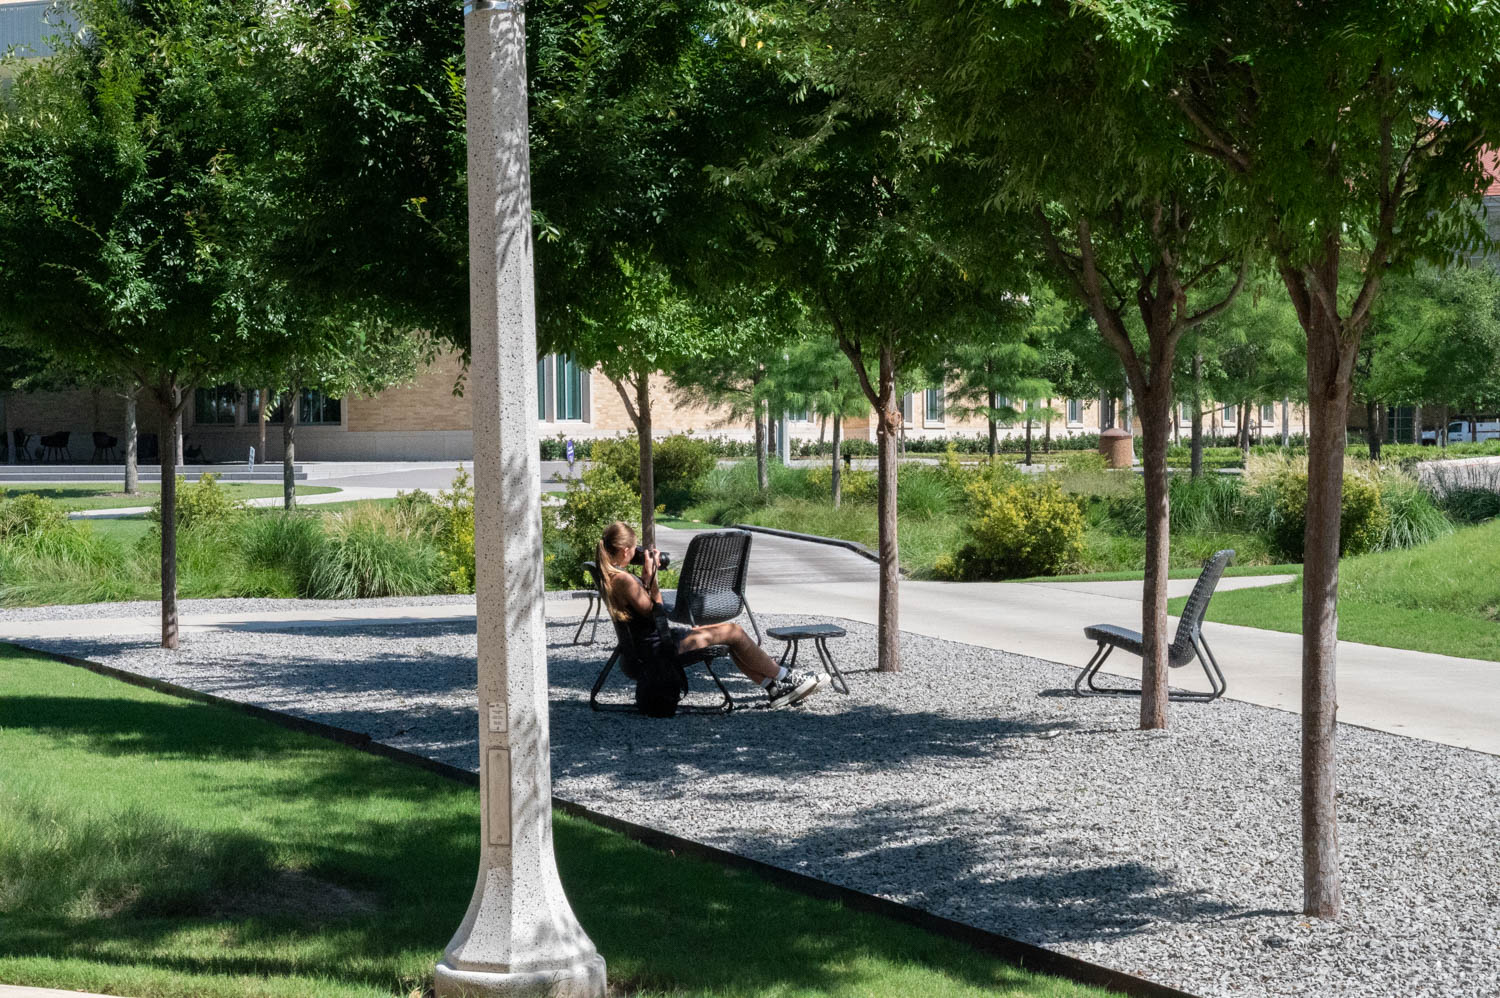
(39, 431), (70, 462)
(91, 431), (119, 463)
(1075, 549), (1234, 702)
(663, 529), (761, 643)
(10, 428), (34, 462)
(585, 561), (736, 715)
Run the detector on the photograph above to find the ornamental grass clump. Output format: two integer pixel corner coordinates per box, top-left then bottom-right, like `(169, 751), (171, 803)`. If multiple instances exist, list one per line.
(936, 477), (1085, 580)
(307, 506), (443, 599)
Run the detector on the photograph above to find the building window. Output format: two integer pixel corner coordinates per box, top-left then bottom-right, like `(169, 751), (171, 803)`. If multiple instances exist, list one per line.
(925, 388), (945, 423)
(901, 393), (914, 425)
(789, 407), (810, 423)
(1067, 399), (1083, 426)
(194, 385), (237, 425)
(1179, 402), (1192, 424)
(1224, 403), (1238, 426)
(537, 357), (549, 420)
(558, 354), (584, 421)
(1261, 403), (1275, 424)
(299, 389), (341, 425)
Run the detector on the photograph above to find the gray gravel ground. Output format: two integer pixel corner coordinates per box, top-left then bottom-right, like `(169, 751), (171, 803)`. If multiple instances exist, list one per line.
(5, 602), (1497, 998)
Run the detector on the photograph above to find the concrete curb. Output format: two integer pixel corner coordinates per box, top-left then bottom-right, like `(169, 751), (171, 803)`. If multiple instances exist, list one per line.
(15, 641), (1202, 998)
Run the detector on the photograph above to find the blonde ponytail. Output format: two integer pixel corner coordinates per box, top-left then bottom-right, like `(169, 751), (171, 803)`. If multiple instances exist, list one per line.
(595, 521), (636, 621)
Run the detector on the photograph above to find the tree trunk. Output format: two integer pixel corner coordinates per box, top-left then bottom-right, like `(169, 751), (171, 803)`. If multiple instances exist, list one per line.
(831, 412), (843, 509)
(1377, 402), (1388, 455)
(875, 345), (900, 674)
(987, 390), (998, 459)
(283, 391), (298, 511)
(1137, 386), (1174, 731)
(1044, 398), (1053, 454)
(1282, 395), (1291, 449)
(176, 414), (184, 468)
(1365, 400), (1380, 460)
(1411, 404), (1422, 447)
(1440, 404), (1449, 447)
(1023, 407), (1034, 466)
(636, 373), (656, 549)
(754, 398), (768, 490)
(160, 382), (182, 651)
(259, 386), (269, 460)
(124, 389), (139, 495)
(1300, 311), (1352, 920)
(1239, 398), (1252, 464)
(818, 413), (827, 446)
(0, 391), (9, 464)
(766, 413), (777, 466)
(1190, 355), (1204, 478)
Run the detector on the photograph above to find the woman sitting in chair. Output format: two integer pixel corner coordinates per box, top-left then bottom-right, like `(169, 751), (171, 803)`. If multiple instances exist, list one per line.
(597, 521), (824, 709)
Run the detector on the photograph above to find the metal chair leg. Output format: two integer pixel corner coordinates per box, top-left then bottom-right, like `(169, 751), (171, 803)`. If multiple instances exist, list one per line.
(572, 594), (599, 645)
(589, 648), (631, 712)
(679, 655), (735, 715)
(1074, 642), (1137, 696)
(743, 599), (762, 645)
(1190, 634), (1227, 701)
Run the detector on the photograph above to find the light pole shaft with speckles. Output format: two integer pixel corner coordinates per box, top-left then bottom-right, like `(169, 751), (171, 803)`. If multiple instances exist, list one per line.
(434, 3), (606, 995)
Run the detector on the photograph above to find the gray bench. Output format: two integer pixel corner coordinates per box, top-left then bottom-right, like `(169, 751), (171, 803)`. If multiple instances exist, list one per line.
(1075, 549), (1233, 702)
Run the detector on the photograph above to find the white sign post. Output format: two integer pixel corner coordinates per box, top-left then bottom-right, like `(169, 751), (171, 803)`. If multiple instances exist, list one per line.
(434, 3), (606, 995)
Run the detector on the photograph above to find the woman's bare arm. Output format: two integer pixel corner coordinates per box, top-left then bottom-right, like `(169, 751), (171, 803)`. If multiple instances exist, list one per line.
(608, 570), (658, 618)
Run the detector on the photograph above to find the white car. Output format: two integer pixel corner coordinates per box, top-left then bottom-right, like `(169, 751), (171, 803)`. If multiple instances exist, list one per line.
(1423, 419), (1500, 444)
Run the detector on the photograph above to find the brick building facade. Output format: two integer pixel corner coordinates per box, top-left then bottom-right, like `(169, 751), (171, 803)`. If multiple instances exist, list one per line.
(2, 350), (1310, 463)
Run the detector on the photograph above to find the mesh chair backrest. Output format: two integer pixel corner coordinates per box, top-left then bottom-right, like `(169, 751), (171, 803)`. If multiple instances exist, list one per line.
(93, 431), (112, 447)
(673, 530), (752, 625)
(1169, 549), (1234, 666)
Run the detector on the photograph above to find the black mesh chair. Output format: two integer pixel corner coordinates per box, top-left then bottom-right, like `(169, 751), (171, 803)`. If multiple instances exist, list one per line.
(10, 428), (33, 462)
(39, 431), (70, 462)
(91, 431), (119, 462)
(664, 529), (761, 643)
(1075, 549), (1233, 702)
(584, 561), (736, 714)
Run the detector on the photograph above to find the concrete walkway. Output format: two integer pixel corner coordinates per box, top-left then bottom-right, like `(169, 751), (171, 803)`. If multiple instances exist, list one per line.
(0, 987), (117, 998)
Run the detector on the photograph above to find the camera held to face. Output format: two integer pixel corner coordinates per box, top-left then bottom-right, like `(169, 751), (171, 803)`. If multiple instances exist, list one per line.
(630, 546), (671, 570)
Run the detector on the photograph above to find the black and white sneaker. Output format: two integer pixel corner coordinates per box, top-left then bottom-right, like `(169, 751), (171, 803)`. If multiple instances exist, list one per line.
(766, 670), (823, 710)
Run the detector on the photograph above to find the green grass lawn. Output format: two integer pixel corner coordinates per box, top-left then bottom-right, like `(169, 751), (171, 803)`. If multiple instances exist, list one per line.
(2, 482), (338, 511)
(1171, 518), (1500, 662)
(0, 645), (1113, 998)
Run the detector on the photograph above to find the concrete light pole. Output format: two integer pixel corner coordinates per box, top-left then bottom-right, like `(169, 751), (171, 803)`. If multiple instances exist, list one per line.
(435, 3), (606, 995)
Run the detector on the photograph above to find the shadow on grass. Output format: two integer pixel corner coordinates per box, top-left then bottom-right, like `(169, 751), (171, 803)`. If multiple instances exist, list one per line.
(0, 665), (1117, 997)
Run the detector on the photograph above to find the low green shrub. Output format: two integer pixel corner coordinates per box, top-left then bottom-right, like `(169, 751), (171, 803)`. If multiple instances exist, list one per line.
(804, 465), (878, 505)
(149, 474), (244, 531)
(1267, 470), (1389, 560)
(938, 477), (1085, 580)
(588, 434), (716, 513)
(0, 492), (67, 540)
(431, 468), (476, 593)
(546, 464), (639, 589)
